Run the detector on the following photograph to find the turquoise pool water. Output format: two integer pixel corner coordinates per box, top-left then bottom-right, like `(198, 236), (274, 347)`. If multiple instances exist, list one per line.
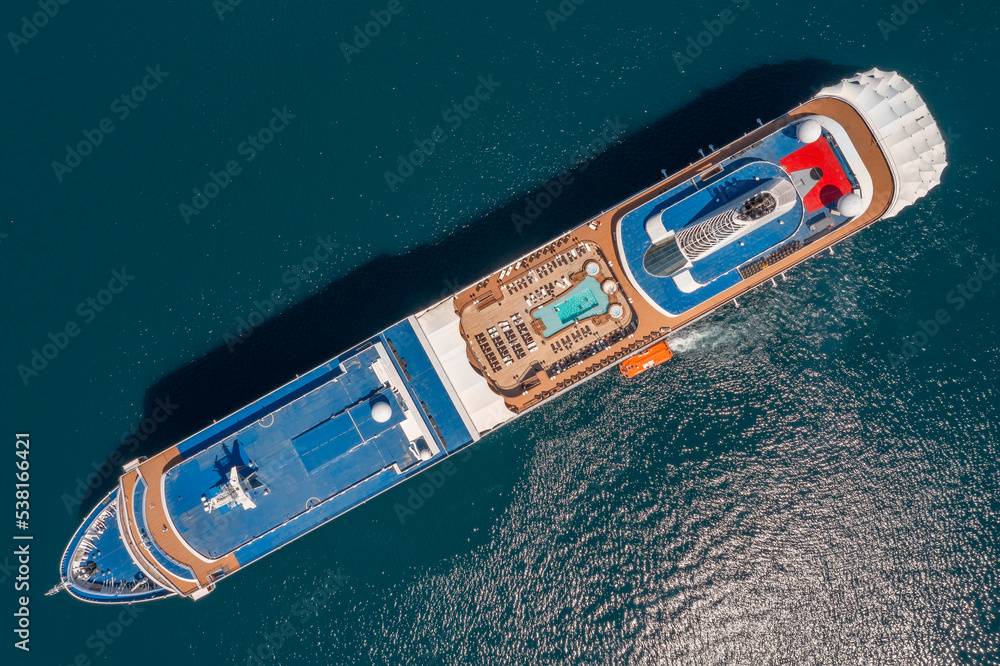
(559, 290), (598, 323)
(532, 276), (610, 337)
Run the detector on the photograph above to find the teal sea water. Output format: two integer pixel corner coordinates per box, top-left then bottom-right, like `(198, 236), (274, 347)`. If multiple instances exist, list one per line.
(2, 1), (998, 664)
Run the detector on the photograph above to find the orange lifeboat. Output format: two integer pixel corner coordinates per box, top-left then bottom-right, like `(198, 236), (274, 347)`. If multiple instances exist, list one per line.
(619, 341), (672, 378)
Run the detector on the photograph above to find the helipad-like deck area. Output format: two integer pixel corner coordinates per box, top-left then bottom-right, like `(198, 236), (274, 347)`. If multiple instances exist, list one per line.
(159, 344), (439, 560)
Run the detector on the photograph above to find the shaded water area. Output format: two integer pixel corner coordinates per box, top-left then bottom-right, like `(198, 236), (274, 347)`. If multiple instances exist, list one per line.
(2, 1), (998, 664)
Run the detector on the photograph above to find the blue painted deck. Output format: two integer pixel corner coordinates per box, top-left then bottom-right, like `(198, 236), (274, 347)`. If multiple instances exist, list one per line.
(144, 328), (476, 570)
(62, 121), (867, 601)
(162, 345), (428, 559)
(61, 489), (173, 603)
(381, 320), (475, 452)
(618, 126), (859, 315)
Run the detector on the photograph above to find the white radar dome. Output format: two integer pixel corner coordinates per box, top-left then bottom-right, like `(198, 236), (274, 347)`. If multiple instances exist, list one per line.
(371, 400), (392, 423)
(796, 119), (822, 144)
(837, 193), (864, 217)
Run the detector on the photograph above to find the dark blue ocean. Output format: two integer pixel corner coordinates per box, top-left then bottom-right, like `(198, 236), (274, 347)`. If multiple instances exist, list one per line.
(2, 1), (998, 664)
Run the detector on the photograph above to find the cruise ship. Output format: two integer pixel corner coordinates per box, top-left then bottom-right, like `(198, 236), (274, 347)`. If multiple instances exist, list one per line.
(51, 69), (946, 603)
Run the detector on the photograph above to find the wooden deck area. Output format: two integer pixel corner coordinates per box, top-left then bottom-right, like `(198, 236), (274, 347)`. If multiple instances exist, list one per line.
(118, 447), (241, 597)
(108, 97), (895, 598)
(457, 239), (635, 394)
(454, 96), (894, 414)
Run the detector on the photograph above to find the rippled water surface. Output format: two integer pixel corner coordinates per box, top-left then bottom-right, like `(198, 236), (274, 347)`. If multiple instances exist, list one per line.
(2, 1), (998, 664)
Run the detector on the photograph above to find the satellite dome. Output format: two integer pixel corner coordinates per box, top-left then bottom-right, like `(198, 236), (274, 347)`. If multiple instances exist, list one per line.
(796, 119), (822, 144)
(837, 193), (864, 217)
(370, 399), (392, 423)
(412, 437), (433, 461)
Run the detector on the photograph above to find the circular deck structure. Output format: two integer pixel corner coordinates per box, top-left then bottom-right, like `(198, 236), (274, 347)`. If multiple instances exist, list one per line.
(837, 192), (864, 217)
(796, 118), (823, 143)
(371, 399), (392, 423)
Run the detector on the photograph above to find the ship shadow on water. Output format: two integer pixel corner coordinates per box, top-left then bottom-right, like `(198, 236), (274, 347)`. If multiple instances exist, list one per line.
(80, 59), (857, 543)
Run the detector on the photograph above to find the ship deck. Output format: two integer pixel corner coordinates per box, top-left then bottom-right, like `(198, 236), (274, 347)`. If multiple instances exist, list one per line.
(116, 337), (474, 595)
(452, 96), (894, 414)
(59, 71), (942, 604)
(77, 95), (897, 601)
(58, 488), (174, 603)
(458, 239), (636, 395)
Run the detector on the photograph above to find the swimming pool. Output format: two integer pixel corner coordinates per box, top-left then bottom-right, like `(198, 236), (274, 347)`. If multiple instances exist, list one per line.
(532, 276), (610, 337)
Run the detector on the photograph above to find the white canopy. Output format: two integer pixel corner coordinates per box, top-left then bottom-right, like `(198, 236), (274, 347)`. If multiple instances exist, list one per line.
(413, 301), (515, 435)
(818, 68), (947, 219)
